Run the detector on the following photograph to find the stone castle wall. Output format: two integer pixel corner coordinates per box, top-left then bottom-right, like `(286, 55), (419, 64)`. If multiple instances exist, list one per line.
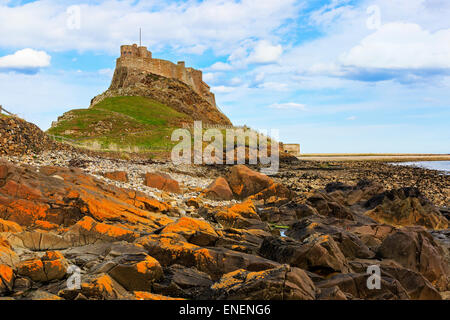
(117, 44), (216, 107)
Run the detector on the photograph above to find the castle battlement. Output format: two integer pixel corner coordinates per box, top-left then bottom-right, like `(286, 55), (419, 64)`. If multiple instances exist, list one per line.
(116, 44), (216, 107)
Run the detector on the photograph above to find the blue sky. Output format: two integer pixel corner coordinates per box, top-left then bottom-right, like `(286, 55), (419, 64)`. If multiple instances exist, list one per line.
(0, 0), (449, 153)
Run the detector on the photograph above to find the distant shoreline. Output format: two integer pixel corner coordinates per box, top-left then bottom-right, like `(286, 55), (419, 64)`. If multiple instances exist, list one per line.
(297, 154), (450, 162)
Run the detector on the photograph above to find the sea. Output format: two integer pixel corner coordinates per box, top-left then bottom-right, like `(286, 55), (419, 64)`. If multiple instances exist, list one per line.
(390, 161), (450, 174)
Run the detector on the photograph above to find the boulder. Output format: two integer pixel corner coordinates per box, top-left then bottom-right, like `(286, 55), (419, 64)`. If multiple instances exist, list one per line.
(214, 200), (265, 229)
(316, 273), (410, 300)
(0, 264), (14, 293)
(161, 217), (219, 246)
(225, 165), (292, 200)
(153, 264), (213, 299)
(17, 251), (68, 282)
(103, 171), (129, 183)
(144, 172), (181, 194)
(60, 273), (131, 300)
(306, 192), (354, 221)
(211, 265), (316, 300)
(364, 187), (448, 229)
(377, 227), (449, 291)
(135, 232), (279, 280)
(201, 177), (233, 200)
(259, 236), (352, 275)
(349, 259), (442, 300)
(107, 253), (163, 291)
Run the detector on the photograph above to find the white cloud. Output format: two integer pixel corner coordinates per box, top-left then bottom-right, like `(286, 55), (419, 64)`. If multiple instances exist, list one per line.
(247, 40), (283, 64)
(0, 0), (298, 55)
(347, 115), (357, 120)
(340, 22), (450, 70)
(0, 48), (51, 73)
(208, 62), (233, 71)
(268, 102), (307, 110)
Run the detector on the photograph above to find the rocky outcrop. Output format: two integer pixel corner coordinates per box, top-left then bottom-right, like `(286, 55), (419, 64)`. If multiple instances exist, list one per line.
(364, 187), (448, 229)
(91, 72), (232, 125)
(0, 116), (55, 156)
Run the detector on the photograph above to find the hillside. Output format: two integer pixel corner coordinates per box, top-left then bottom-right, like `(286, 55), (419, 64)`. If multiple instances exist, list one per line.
(92, 71), (232, 126)
(48, 96), (191, 152)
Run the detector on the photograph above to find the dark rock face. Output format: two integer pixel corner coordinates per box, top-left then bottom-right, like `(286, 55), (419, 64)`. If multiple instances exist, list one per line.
(377, 228), (449, 291)
(316, 273), (410, 300)
(259, 236), (352, 275)
(364, 187), (448, 229)
(211, 265), (317, 300)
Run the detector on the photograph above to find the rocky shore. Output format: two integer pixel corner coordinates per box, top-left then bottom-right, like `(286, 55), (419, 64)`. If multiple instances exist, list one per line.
(0, 118), (448, 300)
(0, 146), (448, 300)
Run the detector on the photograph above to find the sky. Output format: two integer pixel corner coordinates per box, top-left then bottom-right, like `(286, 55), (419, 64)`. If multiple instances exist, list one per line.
(0, 0), (449, 153)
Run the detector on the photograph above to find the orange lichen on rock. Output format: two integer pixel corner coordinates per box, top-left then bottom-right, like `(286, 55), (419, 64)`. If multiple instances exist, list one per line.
(133, 291), (185, 300)
(162, 217), (217, 239)
(227, 200), (259, 220)
(69, 216), (139, 242)
(34, 220), (59, 231)
(0, 264), (14, 292)
(0, 218), (23, 233)
(17, 250), (68, 282)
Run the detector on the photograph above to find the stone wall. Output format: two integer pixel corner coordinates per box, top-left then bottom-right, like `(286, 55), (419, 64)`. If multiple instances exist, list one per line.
(115, 44), (216, 107)
(281, 144), (301, 156)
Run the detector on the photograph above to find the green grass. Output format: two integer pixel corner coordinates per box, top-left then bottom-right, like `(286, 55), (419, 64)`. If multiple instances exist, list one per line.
(47, 96), (190, 151)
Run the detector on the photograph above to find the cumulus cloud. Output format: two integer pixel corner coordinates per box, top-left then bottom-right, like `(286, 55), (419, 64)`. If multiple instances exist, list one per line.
(247, 40), (283, 64)
(0, 49), (51, 74)
(0, 0), (298, 55)
(340, 23), (450, 70)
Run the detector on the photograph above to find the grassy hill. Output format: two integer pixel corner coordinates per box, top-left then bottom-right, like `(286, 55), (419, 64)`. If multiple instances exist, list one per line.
(47, 96), (191, 152)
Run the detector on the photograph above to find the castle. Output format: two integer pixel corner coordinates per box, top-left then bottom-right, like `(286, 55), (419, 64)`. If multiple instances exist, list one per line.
(116, 44), (216, 107)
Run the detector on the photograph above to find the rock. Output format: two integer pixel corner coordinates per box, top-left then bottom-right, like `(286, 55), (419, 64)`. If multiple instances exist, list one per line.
(107, 253), (163, 291)
(161, 217), (219, 246)
(133, 291), (184, 300)
(0, 264), (14, 293)
(225, 165), (289, 200)
(28, 290), (63, 300)
(0, 160), (173, 232)
(317, 286), (348, 300)
(153, 264), (213, 299)
(316, 273), (410, 300)
(144, 172), (181, 194)
(211, 265), (316, 300)
(214, 200), (265, 229)
(0, 219), (23, 233)
(349, 259), (442, 300)
(377, 227), (449, 291)
(201, 177), (233, 200)
(259, 236), (352, 275)
(286, 217), (374, 260)
(0, 237), (19, 267)
(186, 197), (203, 209)
(17, 251), (68, 282)
(61, 273), (131, 300)
(103, 171), (129, 183)
(364, 187), (448, 229)
(306, 192), (354, 221)
(135, 232), (279, 280)
(66, 216), (139, 245)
